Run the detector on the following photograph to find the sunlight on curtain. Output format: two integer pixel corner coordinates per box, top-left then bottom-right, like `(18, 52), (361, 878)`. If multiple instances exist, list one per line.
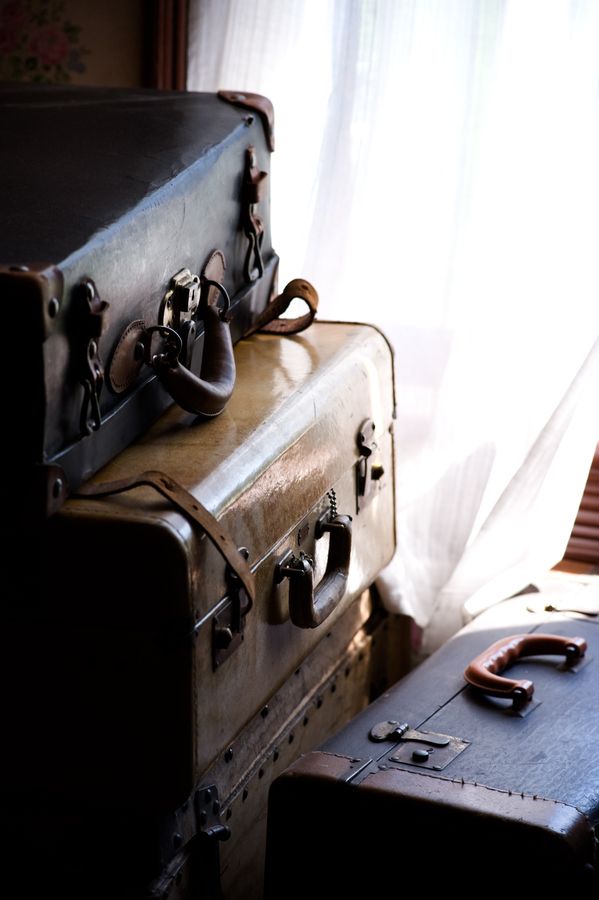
(188, 0), (599, 653)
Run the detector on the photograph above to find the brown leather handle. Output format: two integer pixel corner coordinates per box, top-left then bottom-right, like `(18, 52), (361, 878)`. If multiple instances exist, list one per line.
(464, 633), (587, 707)
(244, 278), (319, 337)
(153, 304), (236, 417)
(281, 514), (352, 629)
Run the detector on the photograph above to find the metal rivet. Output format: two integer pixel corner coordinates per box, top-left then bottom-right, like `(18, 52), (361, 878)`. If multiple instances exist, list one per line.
(412, 748), (430, 763)
(47, 297), (60, 317)
(9, 265), (29, 272)
(260, 705), (269, 718)
(52, 478), (63, 499)
(224, 747), (233, 763)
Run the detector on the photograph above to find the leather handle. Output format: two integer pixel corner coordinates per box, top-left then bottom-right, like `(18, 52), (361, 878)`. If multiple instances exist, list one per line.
(281, 515), (352, 629)
(153, 304), (236, 417)
(464, 633), (587, 707)
(244, 278), (319, 337)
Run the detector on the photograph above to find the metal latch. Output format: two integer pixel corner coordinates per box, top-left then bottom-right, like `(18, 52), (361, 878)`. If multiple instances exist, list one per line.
(160, 268), (201, 366)
(242, 146), (267, 282)
(195, 784), (231, 898)
(370, 720), (470, 771)
(211, 548), (252, 669)
(356, 419), (385, 512)
(71, 277), (109, 436)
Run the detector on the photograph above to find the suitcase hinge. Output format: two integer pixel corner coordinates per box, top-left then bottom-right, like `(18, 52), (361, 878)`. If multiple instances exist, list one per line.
(211, 548), (252, 669)
(242, 146), (267, 283)
(356, 419), (385, 513)
(71, 277), (109, 435)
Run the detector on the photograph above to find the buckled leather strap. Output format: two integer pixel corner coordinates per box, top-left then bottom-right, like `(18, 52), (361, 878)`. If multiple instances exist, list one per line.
(73, 470), (255, 603)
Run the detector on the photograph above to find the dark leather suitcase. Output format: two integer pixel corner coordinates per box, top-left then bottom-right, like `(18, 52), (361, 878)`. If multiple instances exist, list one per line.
(0, 83), (314, 519)
(0, 320), (397, 898)
(265, 581), (599, 897)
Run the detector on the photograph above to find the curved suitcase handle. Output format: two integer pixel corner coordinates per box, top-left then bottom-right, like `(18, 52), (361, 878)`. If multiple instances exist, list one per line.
(278, 514), (352, 629)
(149, 280), (236, 418)
(464, 633), (587, 708)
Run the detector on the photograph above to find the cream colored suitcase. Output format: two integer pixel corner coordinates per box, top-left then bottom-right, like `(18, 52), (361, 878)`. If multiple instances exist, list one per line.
(1, 321), (397, 898)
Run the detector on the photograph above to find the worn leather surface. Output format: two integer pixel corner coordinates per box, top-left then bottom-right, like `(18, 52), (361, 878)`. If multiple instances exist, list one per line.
(0, 84), (276, 492)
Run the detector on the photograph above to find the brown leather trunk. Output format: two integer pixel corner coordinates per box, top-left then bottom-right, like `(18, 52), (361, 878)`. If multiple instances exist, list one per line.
(265, 588), (599, 897)
(0, 321), (397, 898)
(0, 84), (280, 518)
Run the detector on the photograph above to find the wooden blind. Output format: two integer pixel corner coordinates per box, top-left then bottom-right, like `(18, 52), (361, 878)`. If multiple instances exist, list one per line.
(563, 445), (599, 564)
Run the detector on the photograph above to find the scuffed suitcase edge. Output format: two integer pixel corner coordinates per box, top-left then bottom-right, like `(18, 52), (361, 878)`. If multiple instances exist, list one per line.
(265, 750), (598, 897)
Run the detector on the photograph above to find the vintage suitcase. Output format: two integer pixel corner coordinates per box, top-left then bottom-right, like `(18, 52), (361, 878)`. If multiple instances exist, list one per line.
(145, 593), (408, 900)
(0, 320), (397, 897)
(0, 83), (315, 519)
(1, 591), (408, 900)
(265, 584), (599, 896)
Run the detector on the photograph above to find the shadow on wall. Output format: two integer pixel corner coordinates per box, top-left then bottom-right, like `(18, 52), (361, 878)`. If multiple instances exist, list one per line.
(0, 0), (145, 87)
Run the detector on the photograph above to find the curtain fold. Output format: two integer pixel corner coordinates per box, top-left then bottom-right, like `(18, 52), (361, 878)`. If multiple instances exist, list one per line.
(188, 0), (599, 652)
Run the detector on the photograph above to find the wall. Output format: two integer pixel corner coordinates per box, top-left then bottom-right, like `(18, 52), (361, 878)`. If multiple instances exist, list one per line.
(0, 0), (145, 87)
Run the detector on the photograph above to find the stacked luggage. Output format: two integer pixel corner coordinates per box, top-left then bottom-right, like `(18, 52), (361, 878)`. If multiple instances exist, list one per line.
(0, 85), (402, 898)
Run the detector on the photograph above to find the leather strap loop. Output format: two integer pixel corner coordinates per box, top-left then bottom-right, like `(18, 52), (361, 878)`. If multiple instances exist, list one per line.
(73, 470), (255, 604)
(244, 278), (318, 337)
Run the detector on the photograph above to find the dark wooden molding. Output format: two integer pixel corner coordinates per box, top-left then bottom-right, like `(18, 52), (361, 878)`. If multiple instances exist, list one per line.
(144, 0), (189, 90)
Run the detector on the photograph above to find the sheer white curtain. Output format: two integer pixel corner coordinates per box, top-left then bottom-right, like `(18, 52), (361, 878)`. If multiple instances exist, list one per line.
(188, 0), (599, 653)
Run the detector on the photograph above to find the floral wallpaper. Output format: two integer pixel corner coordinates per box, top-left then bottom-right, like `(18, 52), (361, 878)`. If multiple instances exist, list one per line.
(0, 0), (89, 83)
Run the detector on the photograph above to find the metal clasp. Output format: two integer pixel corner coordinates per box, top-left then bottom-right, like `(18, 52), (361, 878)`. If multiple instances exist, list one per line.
(242, 146), (267, 282)
(356, 419), (385, 513)
(369, 720), (470, 771)
(73, 277), (109, 436)
(212, 548), (252, 669)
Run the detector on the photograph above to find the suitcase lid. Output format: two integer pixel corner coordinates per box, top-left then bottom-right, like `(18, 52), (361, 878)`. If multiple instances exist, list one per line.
(1, 84), (256, 266)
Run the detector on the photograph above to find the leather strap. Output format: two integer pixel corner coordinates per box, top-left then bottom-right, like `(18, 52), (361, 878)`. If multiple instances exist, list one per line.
(244, 278), (318, 337)
(73, 470), (255, 603)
